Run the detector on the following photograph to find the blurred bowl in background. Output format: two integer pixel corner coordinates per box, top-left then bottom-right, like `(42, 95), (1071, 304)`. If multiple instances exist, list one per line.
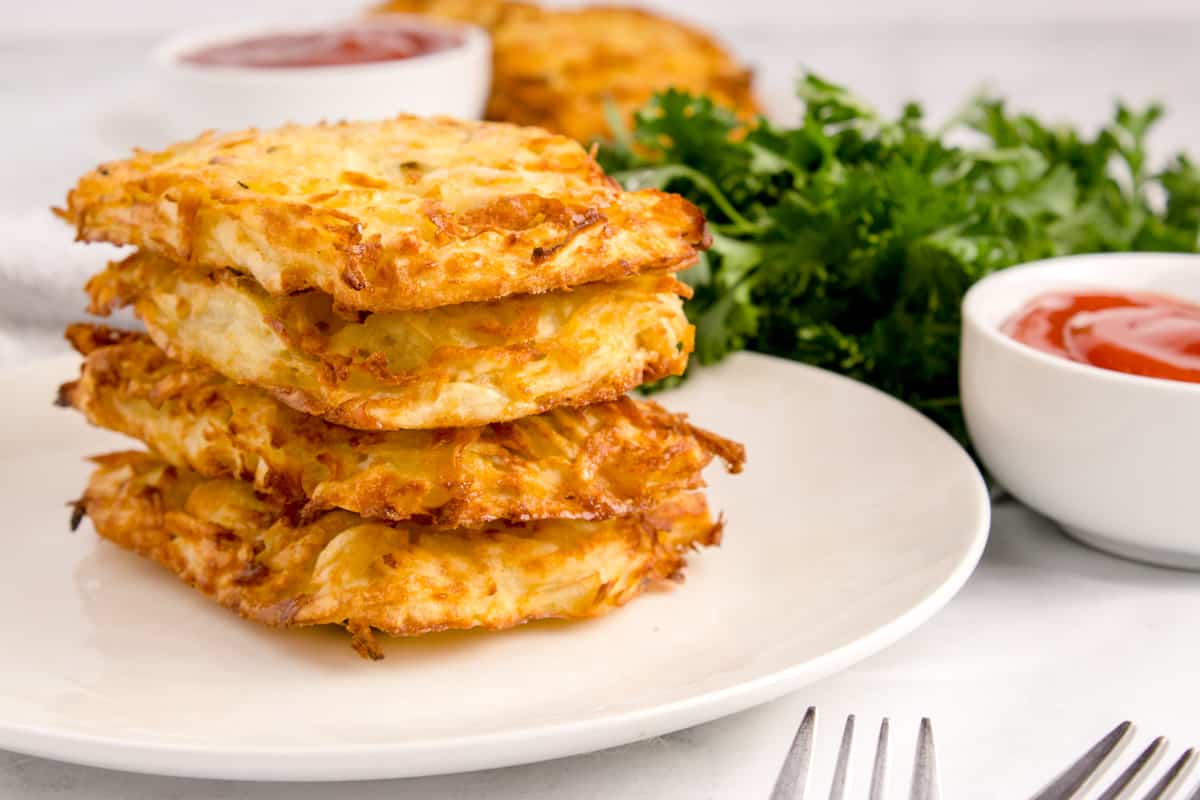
(151, 15), (490, 138)
(961, 253), (1200, 570)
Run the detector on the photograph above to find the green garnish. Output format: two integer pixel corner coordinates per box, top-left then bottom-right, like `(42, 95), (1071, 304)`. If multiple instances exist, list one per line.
(599, 74), (1200, 446)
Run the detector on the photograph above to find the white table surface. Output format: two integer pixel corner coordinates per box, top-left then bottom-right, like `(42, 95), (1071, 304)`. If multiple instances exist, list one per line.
(3, 17), (1200, 799)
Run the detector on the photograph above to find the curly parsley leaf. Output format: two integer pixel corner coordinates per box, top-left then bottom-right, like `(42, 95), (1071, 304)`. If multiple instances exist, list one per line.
(600, 73), (1200, 446)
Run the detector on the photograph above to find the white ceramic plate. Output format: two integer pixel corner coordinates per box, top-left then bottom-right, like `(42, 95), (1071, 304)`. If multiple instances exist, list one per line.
(0, 351), (988, 781)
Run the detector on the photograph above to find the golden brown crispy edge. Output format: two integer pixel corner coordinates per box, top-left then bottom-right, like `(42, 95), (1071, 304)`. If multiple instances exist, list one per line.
(77, 451), (722, 658)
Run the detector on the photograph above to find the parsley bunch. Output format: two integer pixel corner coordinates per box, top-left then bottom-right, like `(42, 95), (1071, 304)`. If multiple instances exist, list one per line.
(598, 75), (1200, 445)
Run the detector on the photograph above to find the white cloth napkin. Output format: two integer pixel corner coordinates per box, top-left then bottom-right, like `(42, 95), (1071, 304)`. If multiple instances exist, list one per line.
(0, 209), (133, 366)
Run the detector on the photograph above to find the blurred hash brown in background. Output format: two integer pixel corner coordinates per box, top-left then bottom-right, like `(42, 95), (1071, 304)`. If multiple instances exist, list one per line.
(373, 0), (761, 141)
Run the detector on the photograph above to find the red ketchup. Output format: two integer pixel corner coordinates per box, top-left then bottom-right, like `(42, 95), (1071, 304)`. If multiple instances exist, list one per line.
(1003, 289), (1200, 384)
(181, 25), (461, 69)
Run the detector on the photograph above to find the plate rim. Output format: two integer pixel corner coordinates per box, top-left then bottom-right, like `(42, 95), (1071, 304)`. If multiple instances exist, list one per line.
(0, 350), (990, 780)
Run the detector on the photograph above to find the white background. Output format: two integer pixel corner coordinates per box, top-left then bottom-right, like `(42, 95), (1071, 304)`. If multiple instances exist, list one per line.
(2, 0), (1200, 796)
(6, 0), (1200, 34)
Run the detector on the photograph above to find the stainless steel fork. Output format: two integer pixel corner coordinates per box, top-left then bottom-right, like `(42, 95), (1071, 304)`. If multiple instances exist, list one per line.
(1031, 721), (1200, 800)
(769, 708), (939, 800)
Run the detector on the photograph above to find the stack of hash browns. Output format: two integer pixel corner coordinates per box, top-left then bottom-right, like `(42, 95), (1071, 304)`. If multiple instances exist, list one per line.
(57, 115), (743, 658)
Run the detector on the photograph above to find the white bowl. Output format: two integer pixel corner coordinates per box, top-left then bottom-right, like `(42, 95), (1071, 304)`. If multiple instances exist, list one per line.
(961, 253), (1200, 569)
(151, 16), (490, 138)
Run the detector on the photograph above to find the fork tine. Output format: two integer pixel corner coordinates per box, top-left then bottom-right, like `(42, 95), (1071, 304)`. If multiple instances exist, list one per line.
(1031, 721), (1134, 800)
(770, 707), (817, 800)
(910, 718), (939, 800)
(868, 718), (890, 800)
(1138, 748), (1195, 800)
(1096, 737), (1166, 800)
(829, 715), (855, 800)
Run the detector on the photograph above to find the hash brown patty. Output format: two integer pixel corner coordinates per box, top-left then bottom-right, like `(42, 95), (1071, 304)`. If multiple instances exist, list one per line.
(62, 116), (709, 312)
(62, 324), (745, 526)
(78, 451), (722, 658)
(85, 251), (693, 429)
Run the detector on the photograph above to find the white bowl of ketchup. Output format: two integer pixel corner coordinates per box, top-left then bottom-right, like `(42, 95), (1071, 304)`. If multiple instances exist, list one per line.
(151, 15), (490, 137)
(961, 253), (1200, 569)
